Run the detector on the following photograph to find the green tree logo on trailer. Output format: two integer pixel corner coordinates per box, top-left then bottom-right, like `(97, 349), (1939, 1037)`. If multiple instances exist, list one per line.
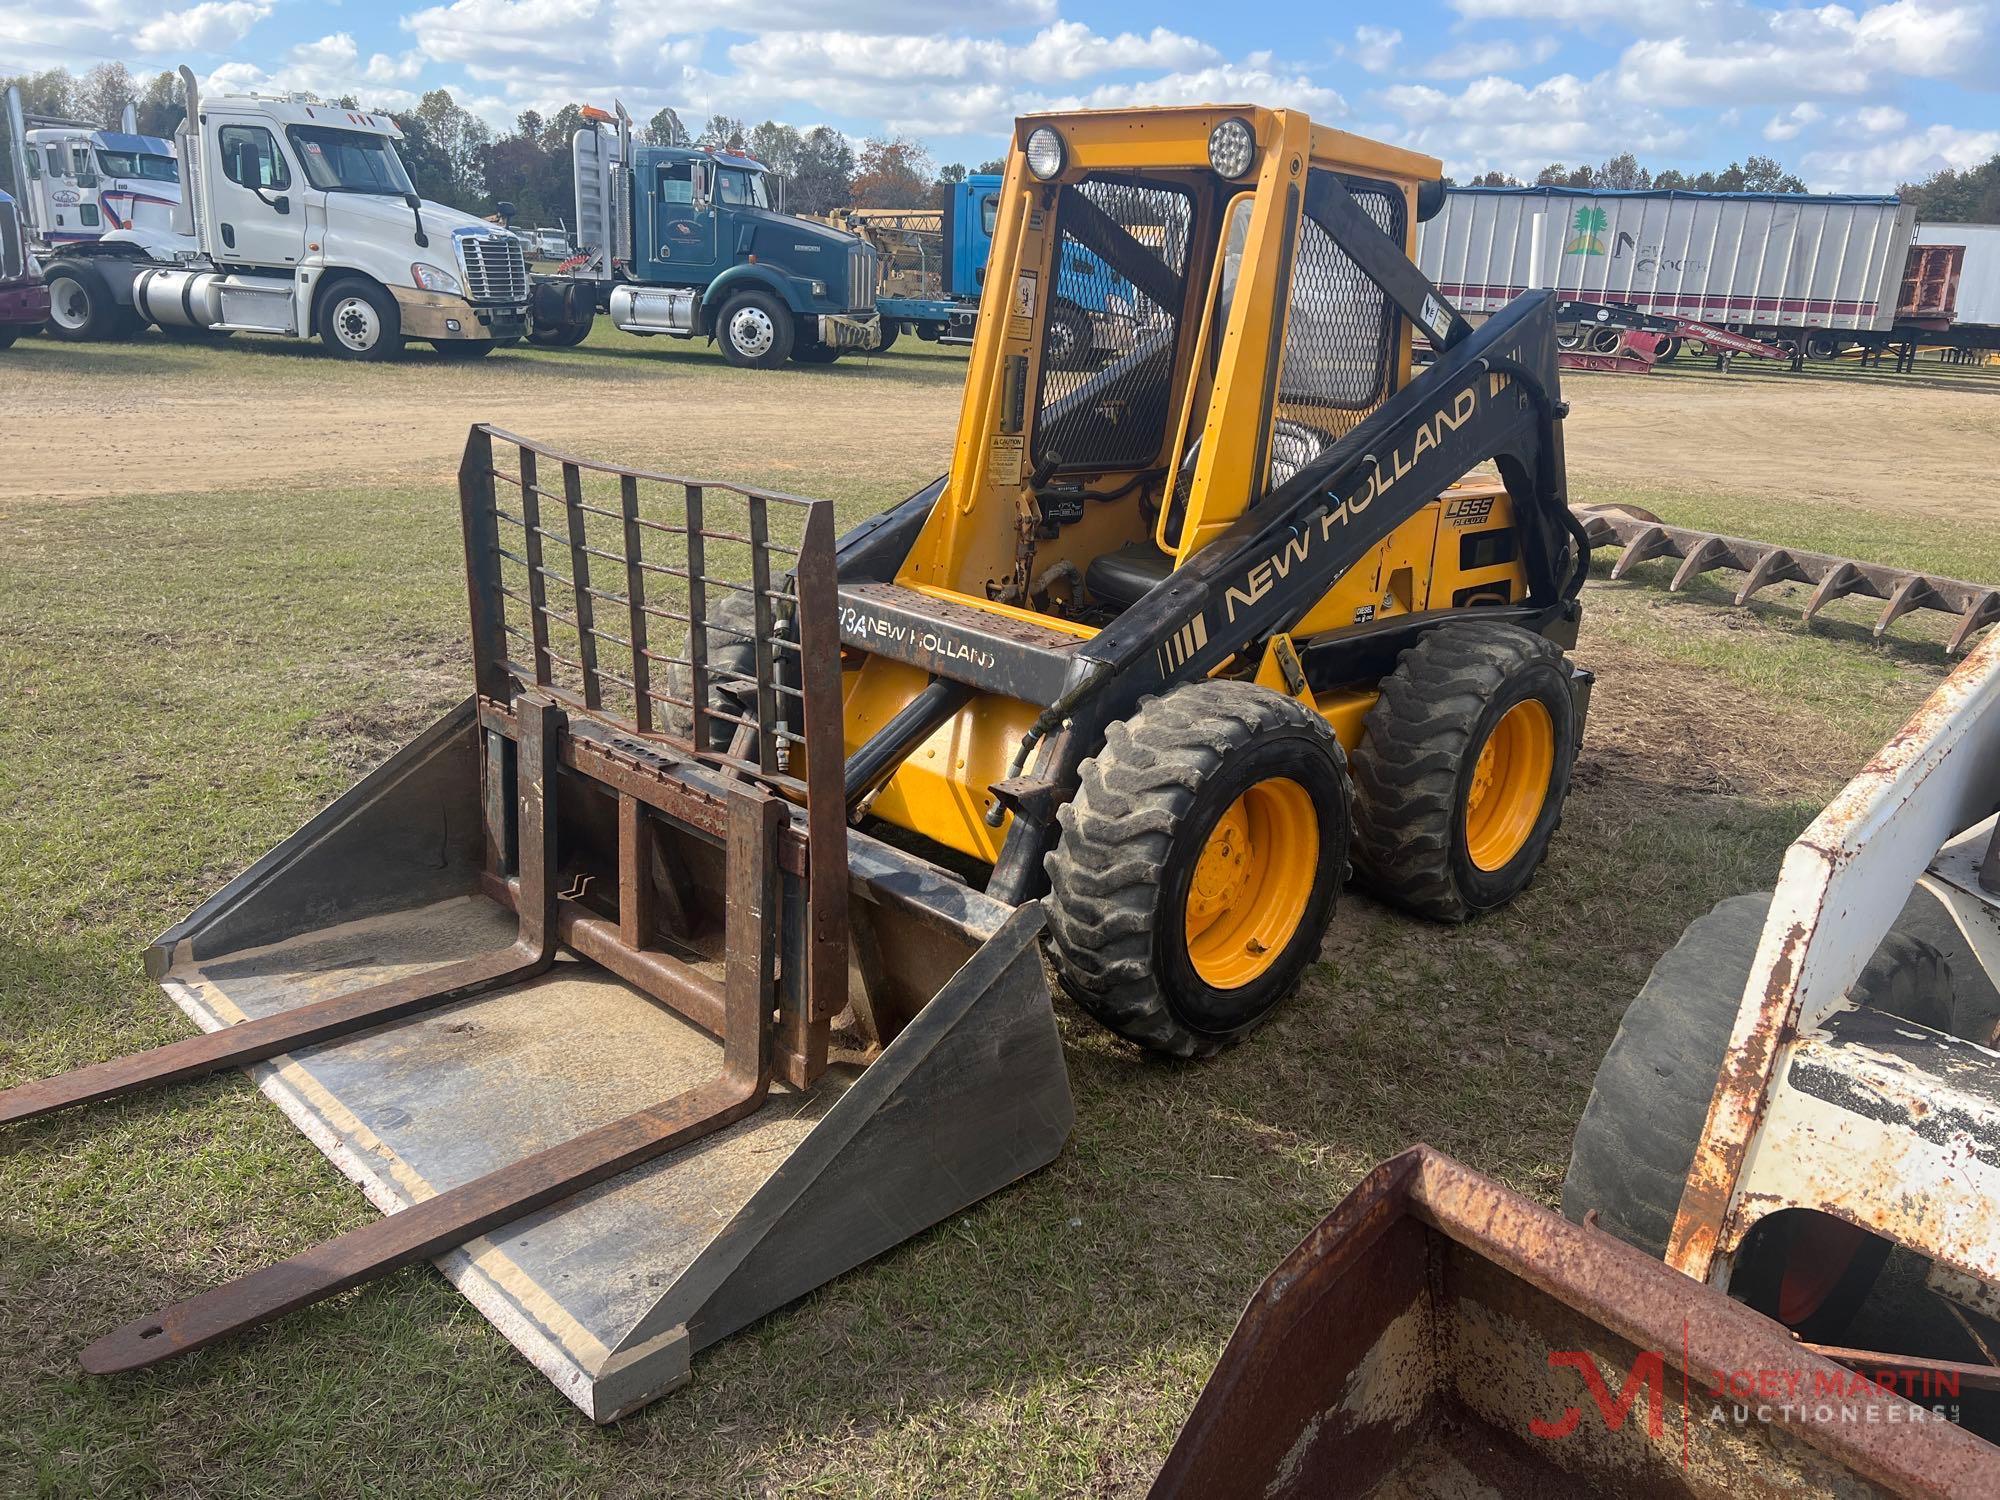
(1564, 207), (1609, 256)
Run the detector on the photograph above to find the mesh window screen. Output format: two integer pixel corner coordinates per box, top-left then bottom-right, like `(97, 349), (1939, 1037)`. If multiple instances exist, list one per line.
(1267, 173), (1405, 484)
(1033, 178), (1194, 472)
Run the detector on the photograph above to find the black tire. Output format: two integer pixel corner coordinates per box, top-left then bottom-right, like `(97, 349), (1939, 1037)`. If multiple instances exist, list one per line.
(1044, 680), (1352, 1058)
(1564, 894), (1959, 1340)
(715, 290), (792, 369)
(664, 588), (775, 754)
(529, 313), (594, 348)
(433, 339), (495, 360)
(1045, 302), (1092, 370)
(0, 324), (20, 349)
(1588, 326), (1623, 354)
(316, 277), (403, 361)
(1350, 621), (1575, 923)
(791, 341), (841, 365)
(43, 261), (119, 341)
(1655, 337), (1681, 364)
(875, 319), (900, 354)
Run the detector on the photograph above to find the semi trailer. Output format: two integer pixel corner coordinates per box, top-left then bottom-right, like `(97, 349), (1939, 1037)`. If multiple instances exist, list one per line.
(1418, 186), (1920, 362)
(3, 69), (527, 357)
(525, 104), (880, 366)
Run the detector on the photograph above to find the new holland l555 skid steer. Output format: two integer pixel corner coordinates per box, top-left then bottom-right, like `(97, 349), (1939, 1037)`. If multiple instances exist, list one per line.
(2, 105), (1591, 1417)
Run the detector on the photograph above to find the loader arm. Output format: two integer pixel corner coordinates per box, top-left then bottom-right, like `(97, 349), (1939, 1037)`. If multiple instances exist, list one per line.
(976, 288), (1584, 896)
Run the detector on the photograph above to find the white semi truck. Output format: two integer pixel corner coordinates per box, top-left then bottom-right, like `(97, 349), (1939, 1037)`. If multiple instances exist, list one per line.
(3, 68), (527, 358)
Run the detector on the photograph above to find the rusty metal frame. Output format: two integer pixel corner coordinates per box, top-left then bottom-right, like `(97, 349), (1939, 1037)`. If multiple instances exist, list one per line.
(1576, 502), (2000, 656)
(1666, 628), (2000, 1286)
(1153, 1147), (2000, 1498)
(1, 425), (860, 1372)
(461, 424), (850, 1083)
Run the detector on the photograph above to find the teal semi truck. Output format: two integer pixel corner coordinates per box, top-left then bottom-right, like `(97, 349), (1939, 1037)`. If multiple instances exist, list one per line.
(528, 104), (880, 367)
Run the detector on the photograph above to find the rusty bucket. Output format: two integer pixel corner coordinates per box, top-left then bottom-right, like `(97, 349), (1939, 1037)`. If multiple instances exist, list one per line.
(1152, 1148), (2000, 1498)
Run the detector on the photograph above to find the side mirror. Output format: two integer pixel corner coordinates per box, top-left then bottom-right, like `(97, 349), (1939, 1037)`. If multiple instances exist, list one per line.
(405, 192), (421, 210)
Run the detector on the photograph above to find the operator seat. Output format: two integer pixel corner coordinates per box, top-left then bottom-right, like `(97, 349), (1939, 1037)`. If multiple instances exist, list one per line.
(1082, 422), (1334, 612)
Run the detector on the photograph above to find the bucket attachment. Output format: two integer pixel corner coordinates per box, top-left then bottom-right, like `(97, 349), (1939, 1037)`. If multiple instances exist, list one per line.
(1, 426), (1072, 1420)
(1152, 1148), (2000, 1498)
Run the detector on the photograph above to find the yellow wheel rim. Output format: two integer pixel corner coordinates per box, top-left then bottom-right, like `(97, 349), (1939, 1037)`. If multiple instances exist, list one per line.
(1464, 699), (1556, 873)
(1183, 777), (1318, 990)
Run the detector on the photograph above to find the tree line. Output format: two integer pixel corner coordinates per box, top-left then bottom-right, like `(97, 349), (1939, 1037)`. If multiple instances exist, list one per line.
(1454, 152), (1809, 193)
(1456, 148), (2000, 221)
(1, 63), (1004, 228)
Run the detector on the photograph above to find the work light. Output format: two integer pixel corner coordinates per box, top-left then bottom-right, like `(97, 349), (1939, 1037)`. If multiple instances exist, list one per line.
(1025, 127), (1067, 181)
(1208, 117), (1256, 179)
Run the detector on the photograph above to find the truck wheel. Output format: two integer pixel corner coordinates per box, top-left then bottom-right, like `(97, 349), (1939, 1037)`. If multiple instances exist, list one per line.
(716, 291), (791, 369)
(316, 278), (404, 361)
(1046, 303), (1091, 370)
(433, 339), (495, 360)
(1563, 894), (1960, 1341)
(1044, 680), (1352, 1058)
(791, 342), (841, 365)
(0, 325), (20, 349)
(529, 312), (593, 347)
(44, 262), (119, 341)
(875, 320), (900, 354)
(1349, 621), (1575, 923)
(1655, 337), (1681, 363)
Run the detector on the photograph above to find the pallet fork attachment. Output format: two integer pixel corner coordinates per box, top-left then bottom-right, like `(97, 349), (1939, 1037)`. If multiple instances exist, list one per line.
(1, 426), (1072, 1417)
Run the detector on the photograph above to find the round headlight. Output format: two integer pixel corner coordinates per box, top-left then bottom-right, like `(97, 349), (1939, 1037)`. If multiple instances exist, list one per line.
(1208, 117), (1256, 179)
(1025, 127), (1066, 181)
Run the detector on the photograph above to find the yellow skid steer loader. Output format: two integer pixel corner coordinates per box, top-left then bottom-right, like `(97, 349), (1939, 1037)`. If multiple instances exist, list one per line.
(3, 104), (1593, 1417)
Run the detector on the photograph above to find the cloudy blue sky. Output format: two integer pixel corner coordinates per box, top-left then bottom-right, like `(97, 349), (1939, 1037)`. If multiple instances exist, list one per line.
(10, 0), (1997, 189)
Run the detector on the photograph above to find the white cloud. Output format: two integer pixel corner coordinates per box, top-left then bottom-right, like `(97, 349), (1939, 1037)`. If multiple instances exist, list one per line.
(1803, 122), (2000, 187)
(132, 0), (272, 55)
(1852, 104), (1910, 132)
(205, 32), (424, 112)
(726, 22), (1216, 88)
(1347, 26), (1402, 73)
(1763, 101), (1822, 140)
(1420, 37), (1560, 78)
(1075, 58), (1347, 116)
(1375, 71), (1687, 180)
(1611, 0), (1996, 105)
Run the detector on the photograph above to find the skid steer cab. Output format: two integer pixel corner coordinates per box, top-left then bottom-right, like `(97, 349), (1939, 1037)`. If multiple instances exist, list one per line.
(836, 104), (1592, 1055)
(0, 104), (1588, 1417)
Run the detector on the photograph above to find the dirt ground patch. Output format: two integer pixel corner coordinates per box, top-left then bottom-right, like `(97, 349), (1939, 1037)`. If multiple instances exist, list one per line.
(6, 334), (1995, 521)
(1559, 362), (2000, 523)
(0, 335), (968, 505)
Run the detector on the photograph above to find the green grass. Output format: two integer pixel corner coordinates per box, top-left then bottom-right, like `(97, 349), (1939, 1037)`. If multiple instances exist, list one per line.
(0, 426), (1975, 1495)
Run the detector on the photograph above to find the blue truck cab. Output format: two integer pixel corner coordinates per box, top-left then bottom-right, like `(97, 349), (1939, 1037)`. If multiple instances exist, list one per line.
(876, 174), (1000, 347)
(876, 173), (1130, 368)
(531, 105), (880, 367)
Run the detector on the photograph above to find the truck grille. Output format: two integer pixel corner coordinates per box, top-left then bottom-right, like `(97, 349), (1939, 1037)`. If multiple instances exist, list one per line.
(0, 203), (22, 282)
(459, 233), (528, 305)
(848, 244), (877, 313)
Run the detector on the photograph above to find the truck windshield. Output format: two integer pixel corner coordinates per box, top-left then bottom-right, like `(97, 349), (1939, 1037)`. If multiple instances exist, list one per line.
(96, 149), (178, 183)
(287, 126), (415, 196)
(715, 168), (769, 209)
